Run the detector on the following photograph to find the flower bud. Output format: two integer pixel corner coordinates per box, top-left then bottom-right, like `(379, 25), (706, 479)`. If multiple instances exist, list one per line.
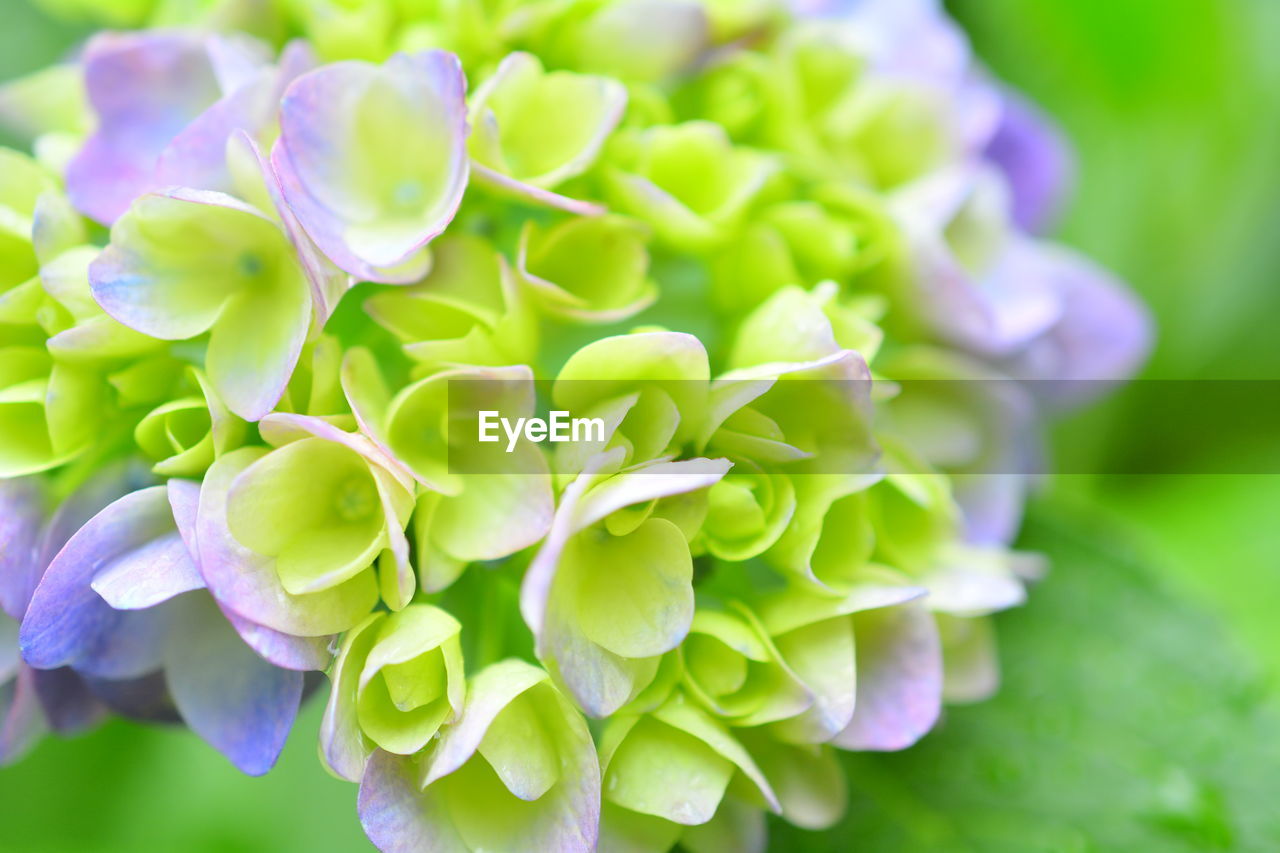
(321, 604), (465, 780)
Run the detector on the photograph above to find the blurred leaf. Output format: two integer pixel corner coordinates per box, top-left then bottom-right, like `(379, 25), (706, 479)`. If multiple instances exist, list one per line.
(0, 2), (88, 103)
(1086, 474), (1280, 682)
(776, 504), (1280, 851)
(0, 697), (367, 853)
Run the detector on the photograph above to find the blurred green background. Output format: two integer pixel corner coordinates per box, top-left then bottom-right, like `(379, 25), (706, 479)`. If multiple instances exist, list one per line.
(3, 0), (1280, 849)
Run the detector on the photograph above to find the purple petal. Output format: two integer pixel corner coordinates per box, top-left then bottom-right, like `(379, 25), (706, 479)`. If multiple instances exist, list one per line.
(89, 482), (205, 610)
(359, 751), (466, 853)
(66, 32), (225, 223)
(815, 0), (970, 84)
(80, 480), (203, 610)
(34, 462), (146, 575)
(274, 51), (469, 282)
(167, 478), (202, 556)
(32, 667), (106, 733)
(1, 666), (47, 765)
(153, 67), (278, 194)
(0, 477), (46, 620)
(954, 473), (1028, 547)
(20, 487), (185, 678)
(82, 670), (177, 723)
(0, 615), (17, 682)
(1003, 245), (1152, 400)
(203, 34), (273, 93)
(164, 594), (302, 776)
(985, 89), (1074, 234)
(969, 237), (1065, 353)
(893, 169), (1063, 357)
(155, 41), (315, 196)
(221, 607), (333, 671)
(88, 535), (204, 610)
(833, 603), (943, 751)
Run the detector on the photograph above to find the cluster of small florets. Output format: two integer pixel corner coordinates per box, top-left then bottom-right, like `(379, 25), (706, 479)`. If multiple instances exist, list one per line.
(0, 0), (1147, 850)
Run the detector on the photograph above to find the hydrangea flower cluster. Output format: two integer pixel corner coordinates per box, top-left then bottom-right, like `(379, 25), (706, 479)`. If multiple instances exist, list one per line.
(0, 0), (1148, 850)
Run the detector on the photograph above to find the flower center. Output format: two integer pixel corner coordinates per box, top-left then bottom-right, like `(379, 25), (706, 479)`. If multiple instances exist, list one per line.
(237, 251), (265, 277)
(392, 180), (424, 210)
(335, 476), (377, 522)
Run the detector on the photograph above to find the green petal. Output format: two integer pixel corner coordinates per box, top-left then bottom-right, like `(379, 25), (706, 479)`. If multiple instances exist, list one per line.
(739, 734), (847, 830)
(204, 253), (311, 422)
(469, 51), (626, 188)
(683, 633), (749, 698)
(0, 64), (88, 141)
(430, 472), (555, 563)
(364, 660), (601, 852)
(477, 688), (562, 801)
(703, 463), (796, 562)
(363, 233), (535, 372)
(599, 801), (684, 853)
(37, 245), (98, 320)
(554, 331), (710, 455)
(135, 397), (217, 477)
(604, 122), (776, 251)
(357, 668), (452, 755)
(767, 478), (876, 590)
(604, 714), (735, 825)
(45, 314), (164, 364)
(45, 362), (104, 456)
(650, 696), (778, 812)
(0, 148), (55, 221)
(196, 447), (379, 637)
(937, 614), (999, 703)
(517, 215), (656, 323)
(90, 190), (312, 420)
(768, 617), (856, 744)
(571, 517), (694, 659)
(90, 191), (287, 340)
(359, 604), (465, 719)
(226, 437), (387, 595)
(681, 800), (766, 853)
(549, 0), (709, 84)
(0, 279), (45, 327)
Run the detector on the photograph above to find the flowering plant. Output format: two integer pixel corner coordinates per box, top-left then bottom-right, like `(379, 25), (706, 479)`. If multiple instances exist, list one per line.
(0, 0), (1147, 850)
